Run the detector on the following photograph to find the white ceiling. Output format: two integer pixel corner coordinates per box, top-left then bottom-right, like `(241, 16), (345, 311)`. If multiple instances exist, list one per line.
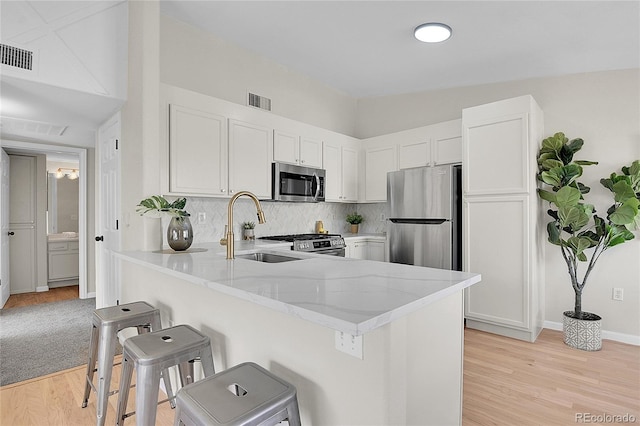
(160, 1), (640, 98)
(1, 1), (638, 147)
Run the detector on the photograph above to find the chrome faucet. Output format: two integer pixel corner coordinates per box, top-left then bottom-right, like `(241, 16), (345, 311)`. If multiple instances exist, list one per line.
(220, 191), (266, 259)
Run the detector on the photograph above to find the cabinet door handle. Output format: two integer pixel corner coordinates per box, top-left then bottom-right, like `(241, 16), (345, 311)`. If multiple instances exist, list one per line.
(95, 236), (104, 242)
(7, 231), (14, 236)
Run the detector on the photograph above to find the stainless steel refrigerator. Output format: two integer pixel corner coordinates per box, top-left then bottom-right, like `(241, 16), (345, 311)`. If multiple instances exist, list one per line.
(387, 164), (462, 270)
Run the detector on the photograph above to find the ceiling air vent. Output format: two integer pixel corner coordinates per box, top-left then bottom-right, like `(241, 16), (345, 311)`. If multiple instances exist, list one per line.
(1, 116), (67, 137)
(248, 92), (272, 111)
(1, 43), (33, 70)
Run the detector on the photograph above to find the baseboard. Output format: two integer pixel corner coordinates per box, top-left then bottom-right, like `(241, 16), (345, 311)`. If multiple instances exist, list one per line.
(543, 320), (640, 346)
(36, 286), (49, 292)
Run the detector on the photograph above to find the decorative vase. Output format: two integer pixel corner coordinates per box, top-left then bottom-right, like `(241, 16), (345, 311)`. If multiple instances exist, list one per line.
(350, 224), (359, 234)
(167, 216), (193, 251)
(562, 311), (602, 351)
(142, 217), (163, 251)
(243, 229), (255, 240)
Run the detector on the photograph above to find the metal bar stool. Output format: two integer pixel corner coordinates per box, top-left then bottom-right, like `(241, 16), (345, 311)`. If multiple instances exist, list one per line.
(116, 324), (216, 426)
(82, 301), (174, 426)
(173, 362), (301, 426)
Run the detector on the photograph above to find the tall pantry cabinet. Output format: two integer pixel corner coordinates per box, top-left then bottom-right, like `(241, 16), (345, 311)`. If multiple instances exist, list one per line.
(462, 95), (545, 342)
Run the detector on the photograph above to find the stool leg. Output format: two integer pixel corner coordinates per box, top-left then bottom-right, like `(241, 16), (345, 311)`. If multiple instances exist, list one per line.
(115, 354), (134, 426)
(82, 323), (99, 408)
(95, 324), (117, 426)
(135, 364), (162, 426)
(199, 348), (215, 378)
(177, 361), (195, 386)
(287, 398), (302, 426)
(146, 313), (177, 409)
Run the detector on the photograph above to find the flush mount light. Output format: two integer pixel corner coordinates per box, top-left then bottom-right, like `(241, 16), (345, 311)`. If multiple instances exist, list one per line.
(414, 22), (452, 43)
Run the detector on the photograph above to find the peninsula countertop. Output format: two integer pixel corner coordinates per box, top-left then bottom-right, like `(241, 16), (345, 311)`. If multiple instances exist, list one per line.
(115, 241), (481, 336)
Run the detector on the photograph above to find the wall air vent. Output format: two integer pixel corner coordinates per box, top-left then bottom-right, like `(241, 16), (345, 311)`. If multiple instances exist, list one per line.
(248, 92), (272, 111)
(1, 44), (33, 70)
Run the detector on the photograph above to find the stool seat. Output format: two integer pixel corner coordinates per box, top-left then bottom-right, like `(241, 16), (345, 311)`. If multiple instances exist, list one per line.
(174, 362), (301, 426)
(116, 324), (215, 426)
(82, 301), (172, 426)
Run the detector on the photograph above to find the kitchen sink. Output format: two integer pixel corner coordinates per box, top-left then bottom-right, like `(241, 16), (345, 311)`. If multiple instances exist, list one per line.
(236, 252), (302, 263)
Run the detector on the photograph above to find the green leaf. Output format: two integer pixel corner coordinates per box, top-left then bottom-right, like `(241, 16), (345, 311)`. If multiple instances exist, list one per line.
(612, 180), (636, 203)
(607, 224), (635, 248)
(541, 159), (564, 171)
(537, 189), (556, 203)
(541, 170), (562, 187)
(609, 200), (639, 225)
(555, 186), (581, 208)
(546, 222), (561, 245)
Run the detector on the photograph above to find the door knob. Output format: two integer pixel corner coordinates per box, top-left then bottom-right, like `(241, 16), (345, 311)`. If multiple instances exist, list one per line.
(7, 231), (14, 236)
(95, 236), (104, 242)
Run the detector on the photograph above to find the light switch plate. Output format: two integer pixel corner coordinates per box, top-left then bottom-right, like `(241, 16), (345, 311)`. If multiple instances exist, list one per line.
(335, 331), (363, 359)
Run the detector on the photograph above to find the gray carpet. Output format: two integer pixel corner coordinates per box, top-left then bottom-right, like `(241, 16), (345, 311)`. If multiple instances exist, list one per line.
(0, 298), (97, 386)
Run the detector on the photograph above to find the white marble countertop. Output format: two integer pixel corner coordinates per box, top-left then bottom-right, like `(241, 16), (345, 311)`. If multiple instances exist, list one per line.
(116, 241), (481, 336)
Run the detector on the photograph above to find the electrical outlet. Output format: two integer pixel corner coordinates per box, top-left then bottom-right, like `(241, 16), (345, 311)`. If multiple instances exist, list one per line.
(380, 213), (386, 221)
(612, 288), (624, 301)
(197, 212), (206, 224)
(335, 331), (363, 359)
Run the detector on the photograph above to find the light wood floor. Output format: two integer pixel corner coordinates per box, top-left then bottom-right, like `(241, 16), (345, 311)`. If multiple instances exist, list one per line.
(2, 285), (79, 309)
(1, 288), (638, 425)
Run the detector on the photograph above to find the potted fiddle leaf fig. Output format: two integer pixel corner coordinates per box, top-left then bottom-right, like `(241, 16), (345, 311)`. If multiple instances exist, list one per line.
(537, 132), (640, 351)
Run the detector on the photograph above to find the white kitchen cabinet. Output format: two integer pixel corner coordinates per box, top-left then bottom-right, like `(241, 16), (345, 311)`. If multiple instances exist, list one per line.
(48, 240), (79, 283)
(273, 130), (322, 168)
(169, 104), (228, 196)
(228, 119), (273, 199)
(398, 119), (462, 169)
(364, 145), (397, 202)
(323, 139), (358, 202)
(345, 237), (386, 261)
(462, 95), (544, 343)
(367, 240), (386, 262)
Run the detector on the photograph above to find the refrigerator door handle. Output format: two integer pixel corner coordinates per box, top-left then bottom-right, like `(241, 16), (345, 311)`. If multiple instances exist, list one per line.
(389, 218), (448, 225)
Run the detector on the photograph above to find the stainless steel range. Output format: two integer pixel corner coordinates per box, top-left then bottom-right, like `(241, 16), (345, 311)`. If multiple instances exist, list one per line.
(260, 234), (346, 256)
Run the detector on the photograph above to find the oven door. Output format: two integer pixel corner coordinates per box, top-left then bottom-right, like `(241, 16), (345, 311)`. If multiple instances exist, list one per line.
(314, 247), (346, 257)
(272, 163), (325, 202)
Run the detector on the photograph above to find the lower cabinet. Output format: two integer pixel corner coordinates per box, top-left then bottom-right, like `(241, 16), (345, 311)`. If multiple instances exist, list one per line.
(345, 237), (386, 261)
(48, 240), (79, 283)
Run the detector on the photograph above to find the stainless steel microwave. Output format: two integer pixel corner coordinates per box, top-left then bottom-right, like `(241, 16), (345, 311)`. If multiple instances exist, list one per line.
(272, 162), (325, 202)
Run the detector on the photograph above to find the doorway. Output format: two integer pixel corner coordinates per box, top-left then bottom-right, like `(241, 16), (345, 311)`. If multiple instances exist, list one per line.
(0, 140), (88, 308)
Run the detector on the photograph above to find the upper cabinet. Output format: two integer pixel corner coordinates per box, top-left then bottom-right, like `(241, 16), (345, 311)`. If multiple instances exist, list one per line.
(398, 119), (462, 169)
(169, 104), (228, 196)
(362, 119), (461, 202)
(364, 145), (397, 202)
(323, 137), (358, 202)
(273, 130), (322, 168)
(229, 120), (273, 198)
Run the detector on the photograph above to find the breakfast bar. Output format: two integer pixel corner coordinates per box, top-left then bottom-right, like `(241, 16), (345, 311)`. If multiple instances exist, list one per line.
(116, 242), (481, 425)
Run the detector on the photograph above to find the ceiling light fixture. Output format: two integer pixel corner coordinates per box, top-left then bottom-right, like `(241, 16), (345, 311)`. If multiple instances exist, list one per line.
(414, 22), (452, 43)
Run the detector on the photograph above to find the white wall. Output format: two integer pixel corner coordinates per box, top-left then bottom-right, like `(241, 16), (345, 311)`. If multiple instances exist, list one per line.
(357, 69), (640, 338)
(159, 15), (358, 138)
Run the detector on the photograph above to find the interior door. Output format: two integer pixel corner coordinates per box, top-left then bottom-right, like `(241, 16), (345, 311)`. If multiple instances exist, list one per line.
(8, 155), (37, 294)
(96, 114), (121, 308)
(0, 150), (10, 307)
